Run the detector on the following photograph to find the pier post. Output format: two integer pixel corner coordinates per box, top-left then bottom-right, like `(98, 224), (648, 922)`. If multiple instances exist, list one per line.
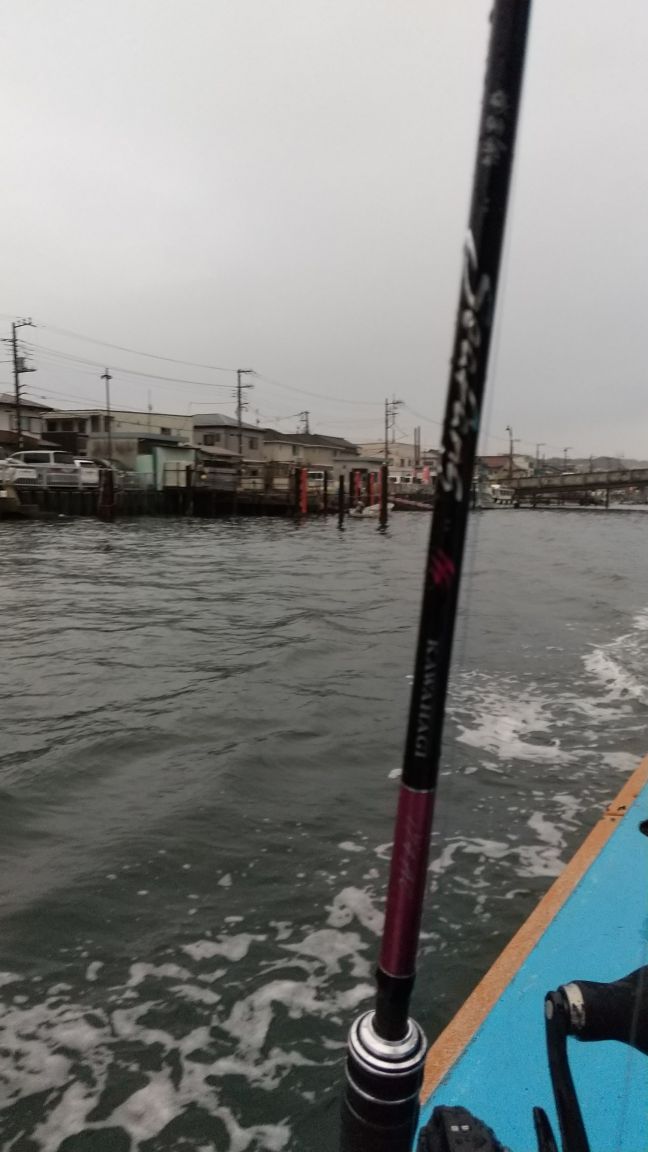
(338, 475), (345, 529)
(322, 470), (329, 515)
(379, 463), (389, 530)
(354, 469), (362, 506)
(97, 468), (115, 521)
(368, 472), (375, 507)
(185, 466), (194, 516)
(299, 467), (308, 517)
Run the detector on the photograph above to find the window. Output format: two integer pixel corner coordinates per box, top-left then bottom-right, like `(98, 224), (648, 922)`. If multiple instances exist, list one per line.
(90, 415), (100, 433)
(23, 452), (49, 463)
(203, 434), (215, 446)
(248, 437), (258, 450)
(61, 419), (73, 432)
(399, 457), (404, 467)
(292, 445), (298, 456)
(160, 426), (171, 435)
(46, 420), (59, 432)
(53, 452), (76, 463)
(77, 419), (87, 433)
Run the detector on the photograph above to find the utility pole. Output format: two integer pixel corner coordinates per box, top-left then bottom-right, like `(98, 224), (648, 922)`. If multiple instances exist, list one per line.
(101, 369), (113, 461)
(384, 396), (402, 464)
(11, 318), (34, 450)
(414, 426), (421, 470)
(505, 424), (518, 481)
(563, 446), (572, 468)
(535, 442), (545, 475)
(298, 410), (310, 435)
(236, 369), (253, 489)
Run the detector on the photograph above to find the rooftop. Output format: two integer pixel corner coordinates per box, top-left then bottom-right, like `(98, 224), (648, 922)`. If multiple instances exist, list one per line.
(261, 428), (357, 451)
(0, 393), (52, 412)
(192, 412), (260, 432)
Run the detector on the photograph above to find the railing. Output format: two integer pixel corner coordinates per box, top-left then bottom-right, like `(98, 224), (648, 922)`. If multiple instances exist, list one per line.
(514, 468), (648, 494)
(117, 471), (154, 490)
(0, 466), (151, 491)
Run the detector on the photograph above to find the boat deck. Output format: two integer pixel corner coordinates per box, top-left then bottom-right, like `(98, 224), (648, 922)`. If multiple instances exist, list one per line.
(418, 758), (648, 1152)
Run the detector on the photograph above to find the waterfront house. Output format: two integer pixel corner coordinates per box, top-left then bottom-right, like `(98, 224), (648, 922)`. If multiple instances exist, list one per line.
(260, 429), (357, 470)
(192, 413), (264, 461)
(44, 408), (192, 459)
(0, 393), (53, 454)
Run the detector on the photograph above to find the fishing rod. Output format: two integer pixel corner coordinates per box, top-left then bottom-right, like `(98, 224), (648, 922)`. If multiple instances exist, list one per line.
(341, 2), (533, 1149)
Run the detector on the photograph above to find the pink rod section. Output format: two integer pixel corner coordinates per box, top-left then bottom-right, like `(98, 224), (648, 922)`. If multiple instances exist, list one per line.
(379, 786), (435, 977)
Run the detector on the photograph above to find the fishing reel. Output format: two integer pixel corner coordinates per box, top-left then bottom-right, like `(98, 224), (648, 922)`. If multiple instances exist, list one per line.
(418, 965), (648, 1152)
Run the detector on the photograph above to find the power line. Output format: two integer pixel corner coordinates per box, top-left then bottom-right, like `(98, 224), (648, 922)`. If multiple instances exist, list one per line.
(24, 342), (234, 389)
(31, 321), (238, 373)
(251, 370), (383, 408)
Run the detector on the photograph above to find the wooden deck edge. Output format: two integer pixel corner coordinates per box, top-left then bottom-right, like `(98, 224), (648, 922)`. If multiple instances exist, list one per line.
(421, 754), (648, 1100)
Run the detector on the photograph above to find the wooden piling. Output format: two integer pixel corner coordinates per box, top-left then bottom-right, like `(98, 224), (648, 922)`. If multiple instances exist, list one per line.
(97, 469), (115, 521)
(338, 475), (345, 529)
(379, 463), (389, 530)
(299, 467), (308, 517)
(353, 469), (362, 505)
(323, 471), (329, 515)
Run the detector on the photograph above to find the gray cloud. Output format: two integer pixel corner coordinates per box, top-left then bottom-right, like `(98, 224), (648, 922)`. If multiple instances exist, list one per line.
(2, 0), (647, 456)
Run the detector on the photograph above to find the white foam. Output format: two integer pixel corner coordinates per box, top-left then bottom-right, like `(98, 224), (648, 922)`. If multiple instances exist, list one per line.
(326, 887), (384, 936)
(218, 873), (233, 887)
(182, 934), (265, 963)
(338, 841), (365, 853)
(110, 1071), (177, 1143)
(456, 691), (569, 763)
(600, 751), (640, 773)
(527, 811), (564, 848)
(170, 983), (220, 1006)
(283, 928), (371, 977)
(85, 961), (103, 982)
(224, 978), (373, 1055)
(31, 1079), (103, 1152)
(127, 962), (192, 987)
(583, 647), (646, 702)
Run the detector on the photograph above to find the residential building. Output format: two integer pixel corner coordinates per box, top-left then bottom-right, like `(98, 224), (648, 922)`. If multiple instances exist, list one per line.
(0, 393), (52, 452)
(43, 408), (192, 460)
(260, 429), (358, 470)
(357, 441), (420, 470)
(479, 454), (533, 480)
(192, 413), (264, 461)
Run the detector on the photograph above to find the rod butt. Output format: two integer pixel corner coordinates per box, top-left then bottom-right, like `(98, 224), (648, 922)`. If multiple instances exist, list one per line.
(341, 1010), (426, 1151)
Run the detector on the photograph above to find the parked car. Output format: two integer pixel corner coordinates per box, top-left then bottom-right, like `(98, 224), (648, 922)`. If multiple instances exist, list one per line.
(3, 450), (79, 486)
(74, 458), (101, 486)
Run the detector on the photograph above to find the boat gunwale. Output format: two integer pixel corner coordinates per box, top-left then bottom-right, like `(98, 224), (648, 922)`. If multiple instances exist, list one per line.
(421, 753), (648, 1100)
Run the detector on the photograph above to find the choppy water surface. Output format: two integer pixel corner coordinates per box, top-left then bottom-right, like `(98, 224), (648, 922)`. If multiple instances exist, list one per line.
(1, 510), (647, 1150)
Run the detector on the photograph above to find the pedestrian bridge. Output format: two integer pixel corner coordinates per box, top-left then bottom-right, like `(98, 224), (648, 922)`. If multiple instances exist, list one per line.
(513, 467), (648, 501)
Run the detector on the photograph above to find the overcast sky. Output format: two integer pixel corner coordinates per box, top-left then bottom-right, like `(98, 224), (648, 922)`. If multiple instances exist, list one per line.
(2, 0), (648, 457)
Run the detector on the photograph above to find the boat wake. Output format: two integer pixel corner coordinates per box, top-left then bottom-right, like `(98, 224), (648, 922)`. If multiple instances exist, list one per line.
(0, 885), (384, 1151)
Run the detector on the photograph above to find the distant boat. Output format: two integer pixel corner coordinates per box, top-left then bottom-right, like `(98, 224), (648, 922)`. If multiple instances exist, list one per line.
(348, 502), (394, 519)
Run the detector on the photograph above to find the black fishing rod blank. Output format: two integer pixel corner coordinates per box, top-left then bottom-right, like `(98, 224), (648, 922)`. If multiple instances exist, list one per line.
(341, 1), (533, 1148)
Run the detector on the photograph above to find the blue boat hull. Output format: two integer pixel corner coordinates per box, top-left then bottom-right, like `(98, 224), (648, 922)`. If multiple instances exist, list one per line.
(418, 758), (648, 1151)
